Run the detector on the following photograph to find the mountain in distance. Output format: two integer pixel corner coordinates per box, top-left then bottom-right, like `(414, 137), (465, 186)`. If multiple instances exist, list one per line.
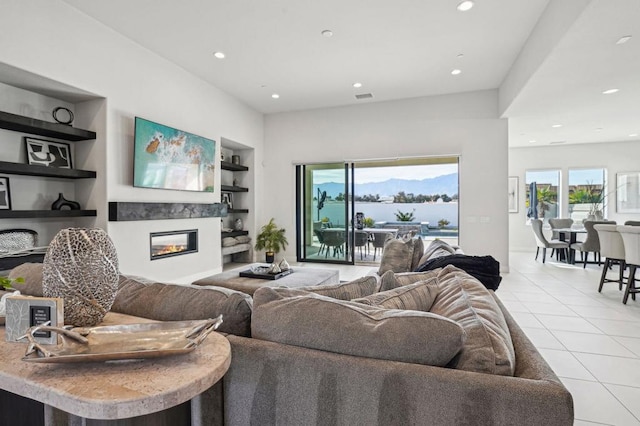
(314, 173), (458, 199)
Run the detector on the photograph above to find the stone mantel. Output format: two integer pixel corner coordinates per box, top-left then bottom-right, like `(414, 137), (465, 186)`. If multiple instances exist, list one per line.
(108, 202), (227, 221)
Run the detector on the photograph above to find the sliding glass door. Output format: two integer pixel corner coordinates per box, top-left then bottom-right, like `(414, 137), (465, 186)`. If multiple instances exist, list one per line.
(296, 163), (354, 264)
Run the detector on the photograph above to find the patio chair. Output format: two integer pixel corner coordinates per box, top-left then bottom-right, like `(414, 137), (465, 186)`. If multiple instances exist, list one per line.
(323, 230), (345, 258)
(594, 224), (626, 293)
(530, 219), (569, 263)
(371, 232), (394, 261)
(313, 229), (326, 256)
(353, 230), (370, 260)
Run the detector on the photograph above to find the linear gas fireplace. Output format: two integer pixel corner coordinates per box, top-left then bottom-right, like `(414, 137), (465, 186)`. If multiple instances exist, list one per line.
(150, 230), (198, 260)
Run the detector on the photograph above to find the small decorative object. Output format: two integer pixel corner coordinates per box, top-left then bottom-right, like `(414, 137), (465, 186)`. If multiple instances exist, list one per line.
(255, 218), (288, 263)
(0, 177), (11, 210)
(25, 137), (72, 169)
(233, 178), (238, 187)
(5, 295), (63, 345)
(221, 152), (225, 161)
(234, 218), (243, 231)
(279, 258), (290, 271)
(222, 192), (233, 210)
(267, 262), (281, 274)
(52, 106), (74, 125)
(42, 228), (119, 327)
(231, 155), (240, 165)
(51, 193), (81, 210)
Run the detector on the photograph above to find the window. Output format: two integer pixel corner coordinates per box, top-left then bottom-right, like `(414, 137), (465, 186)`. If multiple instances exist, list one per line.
(525, 170), (560, 221)
(568, 168), (606, 220)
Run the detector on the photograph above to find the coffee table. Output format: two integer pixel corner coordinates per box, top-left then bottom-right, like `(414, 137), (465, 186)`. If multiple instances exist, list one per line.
(193, 263), (340, 295)
(0, 312), (230, 425)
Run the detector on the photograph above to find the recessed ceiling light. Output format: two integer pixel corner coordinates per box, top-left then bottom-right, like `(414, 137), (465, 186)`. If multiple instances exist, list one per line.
(321, 30), (333, 38)
(457, 53), (464, 59)
(595, 127), (603, 131)
(271, 93), (280, 99)
(451, 69), (462, 75)
(551, 124), (563, 128)
(629, 133), (638, 137)
(616, 35), (632, 45)
(528, 140), (537, 144)
(457, 1), (474, 11)
(602, 88), (619, 94)
(353, 82), (362, 88)
(213, 51), (225, 59)
(549, 141), (566, 145)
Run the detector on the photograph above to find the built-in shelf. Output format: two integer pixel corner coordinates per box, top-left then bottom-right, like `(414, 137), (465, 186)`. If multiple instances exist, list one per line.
(222, 230), (249, 238)
(228, 208), (249, 214)
(0, 161), (96, 179)
(0, 210), (97, 219)
(0, 110), (96, 141)
(221, 184), (249, 193)
(221, 160), (249, 172)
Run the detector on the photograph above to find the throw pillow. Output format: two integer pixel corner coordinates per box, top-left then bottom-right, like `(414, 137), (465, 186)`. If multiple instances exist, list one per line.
(112, 276), (253, 337)
(430, 265), (515, 376)
(379, 270), (440, 292)
(410, 237), (425, 271)
(222, 237), (238, 247)
(352, 280), (438, 311)
(235, 235), (251, 244)
(377, 238), (415, 274)
(418, 239), (456, 266)
(279, 275), (378, 300)
(252, 287), (464, 367)
(8, 262), (44, 296)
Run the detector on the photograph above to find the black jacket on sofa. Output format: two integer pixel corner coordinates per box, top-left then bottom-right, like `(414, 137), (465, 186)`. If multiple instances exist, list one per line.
(415, 254), (502, 291)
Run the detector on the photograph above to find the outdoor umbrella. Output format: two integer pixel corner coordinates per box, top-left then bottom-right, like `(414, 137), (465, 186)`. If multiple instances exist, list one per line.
(527, 181), (538, 219)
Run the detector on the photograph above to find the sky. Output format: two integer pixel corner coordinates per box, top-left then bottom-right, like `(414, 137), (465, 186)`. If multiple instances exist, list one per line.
(312, 164), (458, 184)
(526, 168), (605, 185)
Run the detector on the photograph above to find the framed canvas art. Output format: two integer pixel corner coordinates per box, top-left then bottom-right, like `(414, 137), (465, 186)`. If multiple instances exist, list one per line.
(0, 177), (11, 210)
(25, 138), (72, 169)
(617, 172), (640, 213)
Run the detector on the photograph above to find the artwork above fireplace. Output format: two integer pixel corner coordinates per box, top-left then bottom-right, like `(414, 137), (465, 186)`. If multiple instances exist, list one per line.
(150, 229), (198, 260)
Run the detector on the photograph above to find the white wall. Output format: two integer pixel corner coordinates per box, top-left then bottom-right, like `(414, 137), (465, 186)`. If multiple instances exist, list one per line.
(0, 0), (264, 282)
(509, 140), (640, 251)
(264, 90), (510, 270)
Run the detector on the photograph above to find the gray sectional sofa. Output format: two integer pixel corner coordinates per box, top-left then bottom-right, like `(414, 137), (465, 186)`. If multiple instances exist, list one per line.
(3, 240), (574, 425)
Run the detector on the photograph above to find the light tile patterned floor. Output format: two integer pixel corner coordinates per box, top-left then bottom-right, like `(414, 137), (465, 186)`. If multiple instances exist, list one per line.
(299, 251), (640, 425)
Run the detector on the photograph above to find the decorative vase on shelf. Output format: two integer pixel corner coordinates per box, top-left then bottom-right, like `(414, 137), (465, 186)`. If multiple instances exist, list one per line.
(234, 218), (243, 231)
(51, 193), (81, 210)
(42, 228), (119, 327)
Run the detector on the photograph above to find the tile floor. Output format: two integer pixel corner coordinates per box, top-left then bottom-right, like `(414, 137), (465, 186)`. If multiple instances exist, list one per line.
(295, 251), (640, 425)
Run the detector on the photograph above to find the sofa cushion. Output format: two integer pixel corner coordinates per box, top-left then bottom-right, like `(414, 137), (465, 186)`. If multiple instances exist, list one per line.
(377, 238), (416, 274)
(252, 287), (464, 367)
(8, 263), (44, 296)
(352, 280), (438, 311)
(410, 237), (425, 271)
(379, 270), (441, 292)
(296, 275), (378, 300)
(418, 239), (456, 266)
(430, 265), (515, 376)
(112, 275), (253, 337)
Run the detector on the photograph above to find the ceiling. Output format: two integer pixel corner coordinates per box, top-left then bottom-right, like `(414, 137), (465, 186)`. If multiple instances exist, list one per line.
(61, 0), (640, 148)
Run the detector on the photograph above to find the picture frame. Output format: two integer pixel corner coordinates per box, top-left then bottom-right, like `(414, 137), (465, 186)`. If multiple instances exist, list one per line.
(0, 177), (11, 210)
(616, 172), (640, 213)
(508, 176), (518, 213)
(25, 137), (72, 169)
(221, 192), (233, 210)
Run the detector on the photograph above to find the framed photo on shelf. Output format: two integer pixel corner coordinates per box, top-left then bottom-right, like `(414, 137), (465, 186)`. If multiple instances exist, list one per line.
(508, 176), (519, 213)
(0, 177), (11, 210)
(222, 192), (233, 210)
(25, 137), (72, 169)
(617, 172), (640, 213)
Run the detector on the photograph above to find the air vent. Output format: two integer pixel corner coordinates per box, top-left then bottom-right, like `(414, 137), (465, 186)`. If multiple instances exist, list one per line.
(355, 93), (373, 100)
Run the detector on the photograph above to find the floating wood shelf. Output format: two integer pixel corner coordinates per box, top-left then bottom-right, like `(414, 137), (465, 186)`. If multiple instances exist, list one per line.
(228, 208), (249, 214)
(0, 210), (97, 219)
(0, 161), (96, 179)
(220, 161), (249, 172)
(0, 110), (96, 141)
(221, 230), (249, 238)
(221, 185), (249, 193)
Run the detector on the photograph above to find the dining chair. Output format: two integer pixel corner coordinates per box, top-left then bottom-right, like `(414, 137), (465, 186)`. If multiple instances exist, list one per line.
(570, 220), (615, 268)
(616, 225), (640, 304)
(322, 230), (345, 258)
(530, 219), (569, 263)
(548, 218), (574, 258)
(593, 224), (626, 293)
(313, 229), (326, 256)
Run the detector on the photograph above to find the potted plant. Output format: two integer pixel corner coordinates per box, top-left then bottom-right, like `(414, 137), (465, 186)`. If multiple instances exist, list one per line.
(255, 218), (288, 263)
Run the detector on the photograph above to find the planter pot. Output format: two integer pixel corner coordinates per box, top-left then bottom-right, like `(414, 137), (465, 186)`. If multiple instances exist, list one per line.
(265, 251), (275, 263)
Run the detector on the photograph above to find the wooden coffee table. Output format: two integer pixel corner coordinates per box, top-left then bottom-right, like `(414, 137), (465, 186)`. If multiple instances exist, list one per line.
(193, 263), (340, 295)
(0, 312), (230, 425)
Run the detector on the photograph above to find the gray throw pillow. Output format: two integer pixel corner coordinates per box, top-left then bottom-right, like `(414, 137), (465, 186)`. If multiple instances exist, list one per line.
(430, 265), (515, 376)
(296, 275), (378, 300)
(112, 276), (253, 337)
(377, 238), (415, 274)
(252, 287), (464, 367)
(8, 262), (44, 296)
(410, 237), (425, 271)
(222, 237), (238, 247)
(379, 270), (441, 292)
(418, 239), (456, 265)
(352, 280), (438, 311)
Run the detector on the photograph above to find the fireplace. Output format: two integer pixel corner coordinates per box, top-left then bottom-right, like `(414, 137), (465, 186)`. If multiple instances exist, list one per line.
(150, 230), (198, 260)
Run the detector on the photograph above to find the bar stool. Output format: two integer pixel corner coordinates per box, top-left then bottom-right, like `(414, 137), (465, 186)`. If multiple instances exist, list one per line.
(594, 224), (626, 293)
(616, 225), (640, 304)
